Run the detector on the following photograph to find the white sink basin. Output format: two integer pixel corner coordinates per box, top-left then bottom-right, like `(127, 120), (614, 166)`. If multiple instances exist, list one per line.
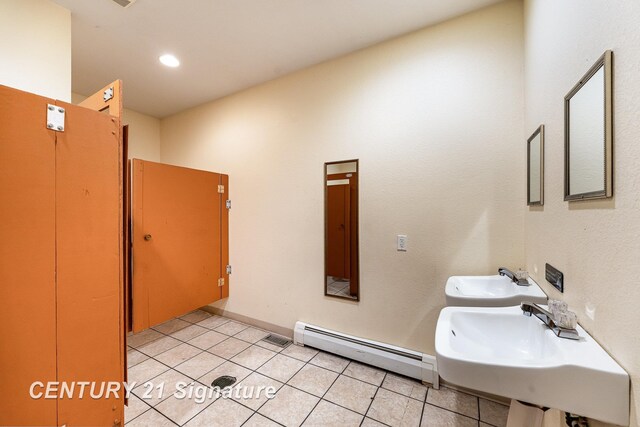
(435, 306), (629, 426)
(445, 275), (547, 307)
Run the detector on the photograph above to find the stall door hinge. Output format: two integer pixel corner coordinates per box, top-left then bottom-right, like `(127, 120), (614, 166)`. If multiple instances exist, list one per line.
(218, 278), (225, 287)
(226, 265), (232, 275)
(218, 184), (225, 193)
(46, 104), (65, 132)
(103, 86), (114, 102)
(226, 199), (231, 209)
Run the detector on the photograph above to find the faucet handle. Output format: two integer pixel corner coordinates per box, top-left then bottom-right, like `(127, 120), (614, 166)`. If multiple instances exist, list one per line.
(514, 269), (529, 286)
(548, 299), (568, 316)
(555, 310), (578, 330)
(522, 302), (580, 340)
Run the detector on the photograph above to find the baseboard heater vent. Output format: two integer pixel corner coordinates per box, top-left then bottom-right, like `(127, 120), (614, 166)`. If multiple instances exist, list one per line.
(262, 334), (292, 348)
(294, 321), (439, 389)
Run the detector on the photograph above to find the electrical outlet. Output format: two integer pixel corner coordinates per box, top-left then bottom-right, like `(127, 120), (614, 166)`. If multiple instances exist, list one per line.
(397, 235), (407, 251)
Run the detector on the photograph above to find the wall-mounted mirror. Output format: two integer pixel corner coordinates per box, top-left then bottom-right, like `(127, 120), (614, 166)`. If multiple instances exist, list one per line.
(324, 160), (359, 301)
(527, 125), (544, 206)
(564, 50), (613, 201)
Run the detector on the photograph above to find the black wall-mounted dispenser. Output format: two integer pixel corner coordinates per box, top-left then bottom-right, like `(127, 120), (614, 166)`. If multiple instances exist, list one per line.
(545, 263), (564, 293)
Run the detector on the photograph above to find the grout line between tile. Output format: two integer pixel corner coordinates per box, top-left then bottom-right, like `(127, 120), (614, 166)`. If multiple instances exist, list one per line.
(297, 356), (347, 427)
(128, 312), (506, 427)
(237, 405), (285, 427)
(123, 396), (154, 425)
(423, 399), (482, 422)
(341, 360), (386, 387)
(418, 399), (427, 427)
(231, 348), (293, 414)
(418, 383), (428, 427)
(361, 372), (387, 425)
(147, 403), (181, 426)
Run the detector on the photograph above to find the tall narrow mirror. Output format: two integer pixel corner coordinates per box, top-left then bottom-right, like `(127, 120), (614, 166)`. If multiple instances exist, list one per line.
(527, 125), (544, 206)
(325, 160), (359, 301)
(564, 50), (613, 200)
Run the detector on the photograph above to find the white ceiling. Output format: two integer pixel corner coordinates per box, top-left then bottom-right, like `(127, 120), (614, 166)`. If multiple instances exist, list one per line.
(54, 0), (502, 117)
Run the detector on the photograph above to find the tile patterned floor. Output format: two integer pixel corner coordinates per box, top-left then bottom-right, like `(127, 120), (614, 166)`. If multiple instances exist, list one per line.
(326, 277), (356, 300)
(126, 310), (509, 427)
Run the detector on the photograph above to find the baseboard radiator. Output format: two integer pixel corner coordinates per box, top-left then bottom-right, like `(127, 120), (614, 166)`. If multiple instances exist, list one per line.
(293, 321), (439, 389)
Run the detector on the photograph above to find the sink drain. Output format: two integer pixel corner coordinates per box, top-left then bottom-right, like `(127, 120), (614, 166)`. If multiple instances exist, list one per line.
(211, 375), (237, 389)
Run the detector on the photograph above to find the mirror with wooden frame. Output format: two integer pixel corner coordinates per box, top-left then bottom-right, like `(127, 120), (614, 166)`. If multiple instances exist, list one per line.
(564, 50), (613, 201)
(527, 125), (544, 206)
(324, 160), (359, 301)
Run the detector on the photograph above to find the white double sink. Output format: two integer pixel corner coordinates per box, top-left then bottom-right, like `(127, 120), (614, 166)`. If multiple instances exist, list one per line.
(436, 275), (629, 426)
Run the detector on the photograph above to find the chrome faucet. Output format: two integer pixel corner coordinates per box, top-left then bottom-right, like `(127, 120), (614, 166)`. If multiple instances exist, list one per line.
(521, 302), (580, 340)
(498, 267), (529, 286)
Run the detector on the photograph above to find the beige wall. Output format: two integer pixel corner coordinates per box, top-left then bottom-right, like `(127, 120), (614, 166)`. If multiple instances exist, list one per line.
(524, 1), (640, 425)
(121, 109), (162, 162)
(0, 2), (161, 162)
(72, 93), (161, 162)
(0, 0), (71, 102)
(161, 1), (525, 356)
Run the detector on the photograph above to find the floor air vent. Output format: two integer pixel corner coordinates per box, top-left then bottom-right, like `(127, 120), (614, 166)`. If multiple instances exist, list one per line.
(211, 375), (237, 388)
(261, 334), (292, 348)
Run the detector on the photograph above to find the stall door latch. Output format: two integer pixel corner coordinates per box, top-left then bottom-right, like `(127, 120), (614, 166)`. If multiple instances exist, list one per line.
(46, 104), (65, 132)
(226, 265), (232, 275)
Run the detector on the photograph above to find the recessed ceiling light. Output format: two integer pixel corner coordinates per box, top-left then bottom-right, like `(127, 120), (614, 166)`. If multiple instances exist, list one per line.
(159, 54), (180, 68)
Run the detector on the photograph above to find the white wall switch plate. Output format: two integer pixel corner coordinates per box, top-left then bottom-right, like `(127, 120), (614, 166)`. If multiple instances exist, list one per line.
(397, 235), (407, 251)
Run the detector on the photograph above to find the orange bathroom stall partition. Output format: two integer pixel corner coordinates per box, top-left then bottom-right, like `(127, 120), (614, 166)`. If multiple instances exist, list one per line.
(0, 85), (125, 426)
(131, 160), (229, 332)
(0, 86), (58, 426)
(78, 79), (123, 118)
(54, 100), (125, 426)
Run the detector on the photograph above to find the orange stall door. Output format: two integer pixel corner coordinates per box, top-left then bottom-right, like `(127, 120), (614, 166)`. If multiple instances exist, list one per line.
(55, 100), (125, 426)
(0, 85), (125, 426)
(0, 86), (58, 426)
(131, 160), (229, 332)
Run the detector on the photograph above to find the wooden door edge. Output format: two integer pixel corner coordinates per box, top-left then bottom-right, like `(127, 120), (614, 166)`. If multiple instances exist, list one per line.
(220, 174), (230, 299)
(78, 80), (123, 118)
